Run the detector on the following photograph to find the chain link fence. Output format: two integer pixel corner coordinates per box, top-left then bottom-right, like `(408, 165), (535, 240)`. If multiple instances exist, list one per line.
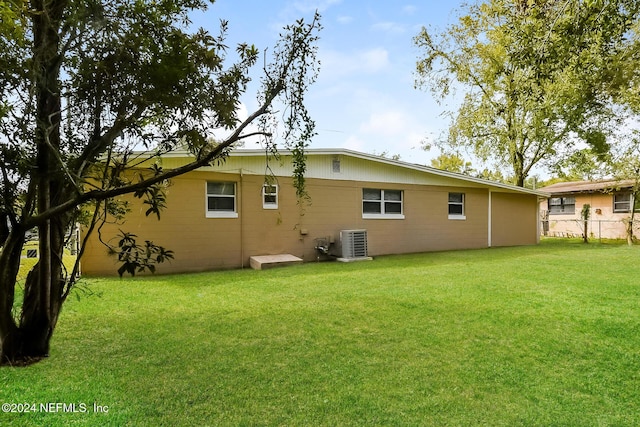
(541, 218), (640, 241)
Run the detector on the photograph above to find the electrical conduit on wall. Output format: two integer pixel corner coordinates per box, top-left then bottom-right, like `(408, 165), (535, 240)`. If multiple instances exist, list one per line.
(488, 189), (492, 248)
(240, 169), (244, 268)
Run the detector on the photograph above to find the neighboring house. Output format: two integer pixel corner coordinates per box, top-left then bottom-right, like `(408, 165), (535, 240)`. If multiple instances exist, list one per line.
(540, 179), (639, 239)
(81, 148), (547, 275)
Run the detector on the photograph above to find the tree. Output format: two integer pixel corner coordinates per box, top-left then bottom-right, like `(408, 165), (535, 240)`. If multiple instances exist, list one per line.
(581, 203), (591, 244)
(373, 150), (401, 161)
(607, 137), (640, 245)
(551, 148), (610, 181)
(430, 153), (474, 174)
(476, 168), (507, 184)
(429, 153), (535, 188)
(0, 1), (321, 365)
(414, 0), (640, 187)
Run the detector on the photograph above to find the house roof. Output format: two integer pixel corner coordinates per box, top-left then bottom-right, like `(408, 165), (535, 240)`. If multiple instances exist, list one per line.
(540, 179), (636, 195)
(229, 148), (550, 197)
(154, 147), (548, 197)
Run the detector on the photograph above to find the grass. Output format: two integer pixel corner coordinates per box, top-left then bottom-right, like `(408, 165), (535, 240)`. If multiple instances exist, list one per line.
(2, 239), (640, 426)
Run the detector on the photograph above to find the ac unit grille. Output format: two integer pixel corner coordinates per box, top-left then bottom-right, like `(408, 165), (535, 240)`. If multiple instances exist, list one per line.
(341, 229), (368, 258)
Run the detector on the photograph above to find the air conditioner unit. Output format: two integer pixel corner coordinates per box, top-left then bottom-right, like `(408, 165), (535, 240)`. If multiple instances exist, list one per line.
(338, 229), (370, 260)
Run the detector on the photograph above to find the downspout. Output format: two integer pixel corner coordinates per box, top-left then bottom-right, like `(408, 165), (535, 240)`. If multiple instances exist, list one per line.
(488, 189), (492, 248)
(537, 196), (543, 244)
(240, 169), (244, 268)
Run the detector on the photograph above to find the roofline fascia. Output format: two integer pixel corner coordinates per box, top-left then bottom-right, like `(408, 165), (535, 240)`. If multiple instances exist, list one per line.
(540, 182), (636, 197)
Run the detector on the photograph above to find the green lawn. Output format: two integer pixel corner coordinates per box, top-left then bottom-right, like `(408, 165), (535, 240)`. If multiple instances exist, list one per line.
(2, 239), (639, 426)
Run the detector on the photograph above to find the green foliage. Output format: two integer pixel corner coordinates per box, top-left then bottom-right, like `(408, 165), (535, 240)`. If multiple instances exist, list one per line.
(258, 13), (322, 203)
(114, 231), (174, 277)
(430, 152), (474, 174)
(373, 150), (401, 161)
(0, 0), (321, 363)
(0, 0), (320, 272)
(581, 204), (591, 221)
(428, 153), (540, 188)
(552, 148), (610, 181)
(581, 204), (591, 243)
(415, 0), (640, 187)
(476, 167), (507, 183)
(133, 167), (169, 220)
(606, 136), (640, 244)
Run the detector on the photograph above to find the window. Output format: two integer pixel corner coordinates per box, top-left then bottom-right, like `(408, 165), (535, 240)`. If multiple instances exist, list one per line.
(614, 193), (631, 213)
(548, 196), (575, 215)
(448, 193), (466, 220)
(362, 188), (404, 219)
(206, 181), (237, 218)
(263, 184), (278, 209)
(613, 192), (640, 213)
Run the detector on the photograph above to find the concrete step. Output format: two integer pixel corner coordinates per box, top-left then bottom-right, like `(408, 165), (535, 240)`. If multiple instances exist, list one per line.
(249, 254), (303, 270)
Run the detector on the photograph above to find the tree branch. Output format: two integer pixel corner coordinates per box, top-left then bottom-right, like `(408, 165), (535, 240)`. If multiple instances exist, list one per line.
(24, 91), (282, 229)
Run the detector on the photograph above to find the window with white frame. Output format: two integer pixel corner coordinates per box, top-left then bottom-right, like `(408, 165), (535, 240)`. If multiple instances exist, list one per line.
(614, 193), (631, 213)
(613, 192), (640, 213)
(206, 181), (238, 218)
(362, 188), (404, 219)
(262, 184), (278, 209)
(548, 196), (575, 214)
(448, 192), (466, 219)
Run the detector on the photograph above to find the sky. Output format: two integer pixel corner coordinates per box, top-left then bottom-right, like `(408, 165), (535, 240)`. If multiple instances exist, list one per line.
(190, 0), (467, 166)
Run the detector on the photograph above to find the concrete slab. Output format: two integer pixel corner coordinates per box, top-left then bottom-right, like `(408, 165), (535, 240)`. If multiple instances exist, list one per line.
(249, 254), (303, 270)
(336, 256), (373, 263)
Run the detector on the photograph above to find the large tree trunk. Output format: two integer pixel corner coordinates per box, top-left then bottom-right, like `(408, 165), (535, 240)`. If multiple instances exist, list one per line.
(0, 212), (9, 245)
(0, 0), (71, 366)
(0, 222), (69, 365)
(20, 214), (69, 355)
(0, 225), (65, 366)
(0, 229), (26, 365)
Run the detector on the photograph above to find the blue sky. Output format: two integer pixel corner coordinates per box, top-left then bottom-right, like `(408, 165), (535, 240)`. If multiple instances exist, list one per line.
(191, 1), (466, 166)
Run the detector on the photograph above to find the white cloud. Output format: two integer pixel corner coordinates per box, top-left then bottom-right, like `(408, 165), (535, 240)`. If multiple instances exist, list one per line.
(402, 5), (418, 15)
(341, 135), (367, 152)
(291, 0), (342, 13)
(236, 102), (249, 122)
(360, 48), (390, 71)
(320, 47), (390, 79)
(209, 102), (262, 145)
(270, 0), (342, 31)
(405, 130), (426, 150)
(360, 111), (408, 137)
(371, 21), (406, 34)
(336, 15), (353, 24)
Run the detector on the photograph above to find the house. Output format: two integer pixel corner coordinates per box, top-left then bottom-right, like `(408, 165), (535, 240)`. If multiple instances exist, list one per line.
(540, 179), (639, 239)
(80, 148), (547, 275)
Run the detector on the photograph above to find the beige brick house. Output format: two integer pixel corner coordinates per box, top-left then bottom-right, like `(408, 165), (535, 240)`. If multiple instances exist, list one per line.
(81, 149), (546, 275)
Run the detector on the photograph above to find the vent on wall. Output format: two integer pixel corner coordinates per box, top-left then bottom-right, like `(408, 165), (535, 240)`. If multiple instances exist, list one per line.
(332, 157), (341, 173)
(339, 229), (369, 259)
